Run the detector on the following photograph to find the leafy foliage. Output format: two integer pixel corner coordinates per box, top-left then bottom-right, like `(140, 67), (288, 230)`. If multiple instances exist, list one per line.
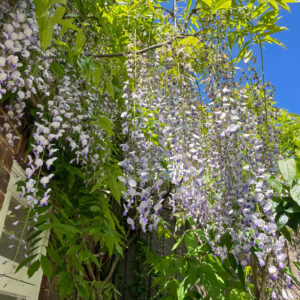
(145, 218), (253, 300)
(0, 0), (299, 299)
(268, 116), (300, 234)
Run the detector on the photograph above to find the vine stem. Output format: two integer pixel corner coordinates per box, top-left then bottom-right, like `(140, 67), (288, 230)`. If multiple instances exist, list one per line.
(12, 147), (45, 265)
(250, 253), (260, 298)
(259, 254), (271, 300)
(134, 29), (137, 117)
(174, 0), (177, 30)
(90, 31), (203, 58)
(259, 43), (268, 127)
(13, 208), (32, 263)
(104, 230), (137, 282)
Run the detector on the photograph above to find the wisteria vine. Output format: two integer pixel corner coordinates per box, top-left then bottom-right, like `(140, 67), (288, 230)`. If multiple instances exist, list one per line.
(0, 0), (297, 299)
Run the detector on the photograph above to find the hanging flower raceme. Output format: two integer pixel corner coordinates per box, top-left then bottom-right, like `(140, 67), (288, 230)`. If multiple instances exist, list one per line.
(22, 75), (112, 208)
(116, 36), (291, 295)
(0, 0), (118, 262)
(0, 0), (57, 152)
(0, 1), (295, 297)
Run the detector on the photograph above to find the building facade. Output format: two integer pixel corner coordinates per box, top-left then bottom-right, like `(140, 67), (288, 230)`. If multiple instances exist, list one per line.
(0, 104), (46, 300)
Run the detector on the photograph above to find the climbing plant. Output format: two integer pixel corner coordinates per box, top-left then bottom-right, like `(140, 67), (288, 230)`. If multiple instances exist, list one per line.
(0, 0), (299, 299)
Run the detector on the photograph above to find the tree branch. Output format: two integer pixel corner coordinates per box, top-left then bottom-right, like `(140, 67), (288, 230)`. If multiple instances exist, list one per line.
(29, 95), (37, 107)
(153, 5), (174, 17)
(84, 263), (96, 281)
(259, 254), (271, 300)
(184, 6), (200, 31)
(91, 39), (174, 58)
(104, 255), (120, 283)
(104, 231), (137, 282)
(250, 253), (260, 299)
(90, 31), (203, 59)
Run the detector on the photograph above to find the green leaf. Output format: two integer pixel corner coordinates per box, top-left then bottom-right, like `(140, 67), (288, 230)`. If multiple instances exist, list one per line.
(90, 254), (100, 267)
(199, 0), (212, 7)
(199, 261), (226, 299)
(92, 116), (114, 136)
(38, 223), (53, 231)
(212, 0), (231, 12)
(58, 224), (80, 234)
(15, 254), (38, 273)
(229, 289), (252, 300)
(267, 178), (283, 195)
(37, 4), (66, 50)
(55, 187), (73, 207)
(46, 246), (63, 265)
(290, 184), (300, 206)
(277, 214), (289, 229)
(74, 28), (86, 53)
(47, 6), (66, 47)
(228, 253), (237, 270)
(27, 259), (40, 278)
(256, 26), (287, 39)
(41, 255), (52, 279)
(59, 18), (79, 38)
(269, 0), (279, 9)
(243, 49), (253, 64)
(238, 265), (245, 289)
(66, 245), (81, 255)
(107, 80), (115, 99)
(278, 158), (297, 186)
(294, 135), (300, 148)
(90, 205), (101, 212)
(33, 0), (53, 17)
(228, 33), (234, 50)
(79, 249), (93, 261)
(57, 272), (74, 299)
(115, 242), (123, 257)
(90, 177), (105, 193)
(284, 205), (300, 213)
(293, 261), (300, 271)
(56, 0), (67, 5)
(171, 234), (184, 251)
(184, 0), (193, 19)
(104, 236), (114, 257)
(184, 231), (198, 255)
(66, 166), (84, 178)
(146, 0), (156, 14)
(287, 213), (300, 232)
(196, 228), (207, 242)
(177, 277), (188, 300)
(52, 6), (66, 25)
(220, 232), (232, 250)
(50, 62), (65, 79)
(94, 66), (101, 86)
(283, 266), (300, 286)
(277, 0), (291, 11)
(40, 18), (53, 50)
(107, 172), (122, 203)
(280, 226), (292, 243)
(77, 284), (90, 299)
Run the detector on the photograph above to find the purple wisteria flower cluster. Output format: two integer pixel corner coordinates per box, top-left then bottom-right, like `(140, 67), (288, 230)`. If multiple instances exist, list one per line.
(118, 53), (169, 232)
(0, 0), (112, 207)
(0, 0), (114, 261)
(23, 75), (110, 207)
(119, 47), (212, 232)
(0, 0), (41, 146)
(118, 42), (292, 295)
(0, 1), (296, 297)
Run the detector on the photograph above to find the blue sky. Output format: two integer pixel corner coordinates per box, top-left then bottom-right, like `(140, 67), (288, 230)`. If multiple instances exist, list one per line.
(262, 3), (300, 115)
(161, 1), (300, 115)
